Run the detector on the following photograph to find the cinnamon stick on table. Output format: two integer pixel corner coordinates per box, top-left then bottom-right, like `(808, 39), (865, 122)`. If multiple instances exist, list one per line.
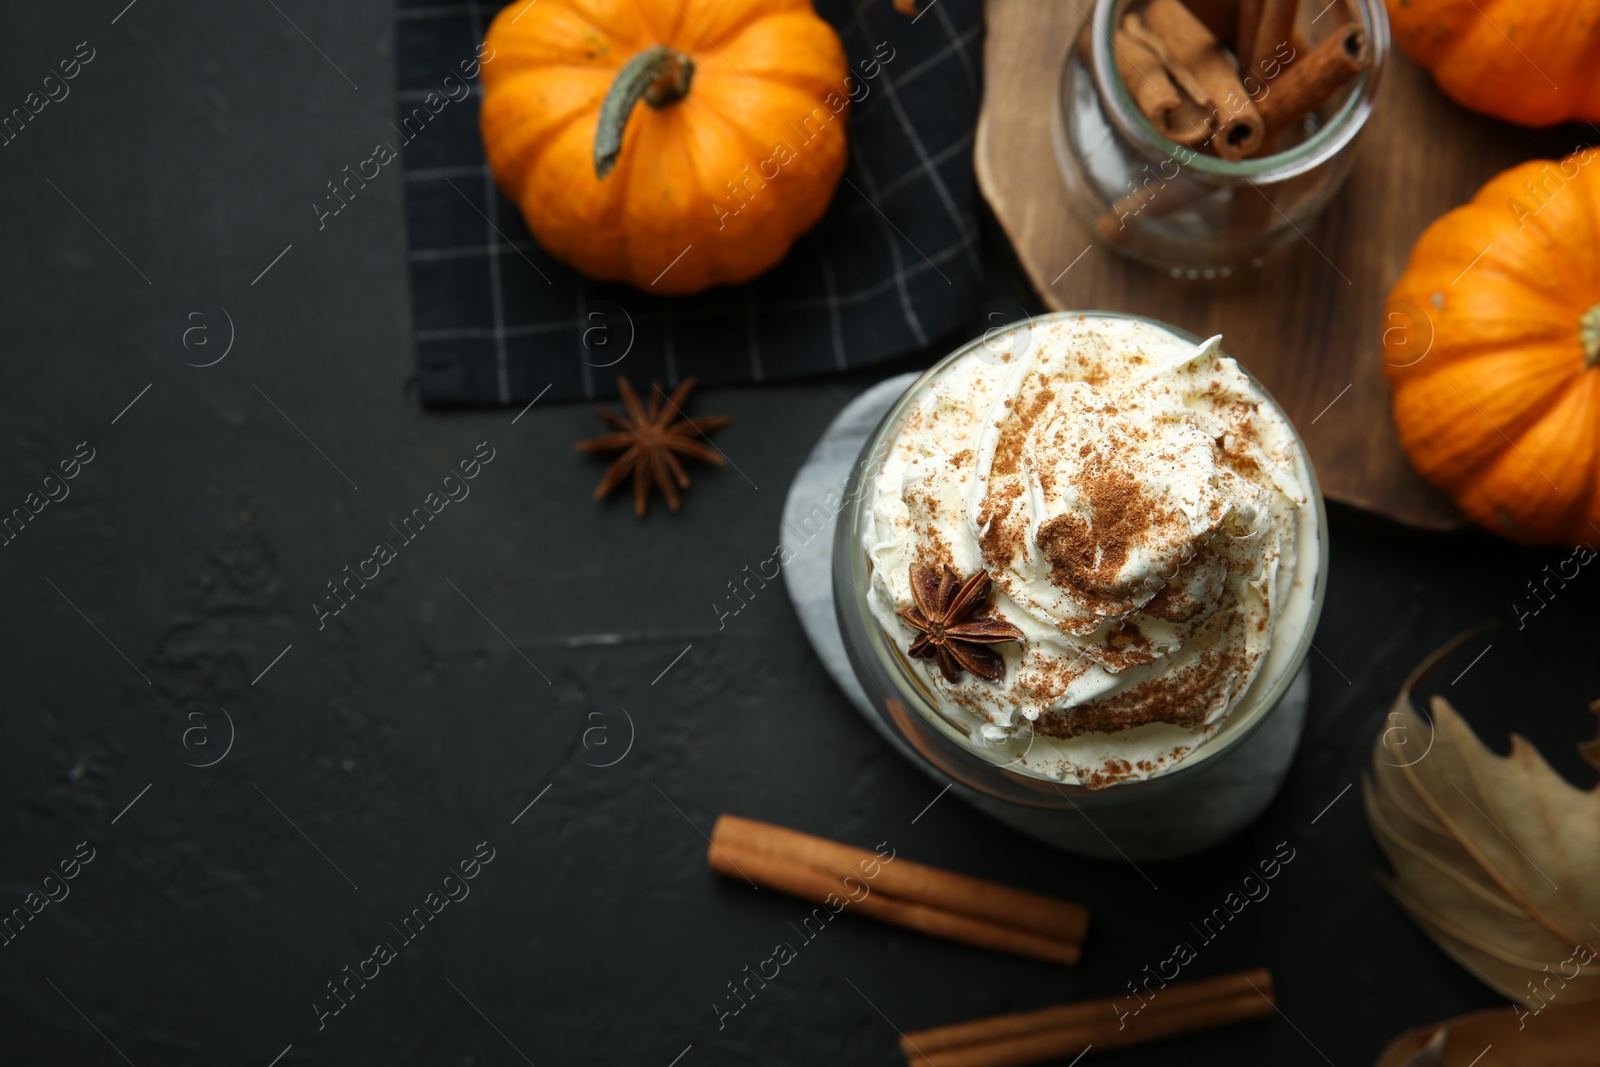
(708, 815), (1088, 965)
(1256, 22), (1369, 134)
(1142, 0), (1264, 159)
(900, 968), (1276, 1067)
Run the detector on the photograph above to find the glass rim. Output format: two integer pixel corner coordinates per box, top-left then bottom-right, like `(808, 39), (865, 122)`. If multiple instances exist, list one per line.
(835, 310), (1330, 798)
(1083, 0), (1390, 182)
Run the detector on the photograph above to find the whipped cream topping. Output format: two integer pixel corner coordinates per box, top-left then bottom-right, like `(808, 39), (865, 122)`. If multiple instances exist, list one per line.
(864, 315), (1318, 787)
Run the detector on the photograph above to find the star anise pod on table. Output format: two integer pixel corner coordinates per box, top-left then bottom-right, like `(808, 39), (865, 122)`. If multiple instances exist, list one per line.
(897, 563), (1025, 683)
(575, 376), (731, 517)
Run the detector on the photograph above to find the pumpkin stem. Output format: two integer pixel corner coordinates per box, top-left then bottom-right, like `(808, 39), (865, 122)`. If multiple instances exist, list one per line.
(1583, 305), (1600, 367)
(594, 46), (695, 180)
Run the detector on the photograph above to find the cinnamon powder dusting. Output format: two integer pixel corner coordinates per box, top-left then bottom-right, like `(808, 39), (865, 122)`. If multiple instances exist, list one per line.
(1035, 468), (1158, 600)
(1038, 639), (1245, 739)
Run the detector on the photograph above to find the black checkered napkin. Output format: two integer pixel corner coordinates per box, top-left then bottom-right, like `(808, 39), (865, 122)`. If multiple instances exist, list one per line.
(395, 0), (984, 406)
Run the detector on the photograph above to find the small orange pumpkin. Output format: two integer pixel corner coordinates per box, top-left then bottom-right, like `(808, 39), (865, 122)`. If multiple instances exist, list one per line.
(479, 0), (850, 294)
(1385, 0), (1600, 127)
(1383, 151), (1600, 545)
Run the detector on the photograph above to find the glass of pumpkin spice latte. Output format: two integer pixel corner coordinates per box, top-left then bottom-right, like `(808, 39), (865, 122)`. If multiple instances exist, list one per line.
(833, 312), (1325, 800)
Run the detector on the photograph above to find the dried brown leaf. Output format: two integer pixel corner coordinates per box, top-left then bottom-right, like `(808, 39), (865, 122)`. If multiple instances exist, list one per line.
(1581, 700), (1600, 773)
(1374, 999), (1600, 1066)
(1366, 641), (1600, 1011)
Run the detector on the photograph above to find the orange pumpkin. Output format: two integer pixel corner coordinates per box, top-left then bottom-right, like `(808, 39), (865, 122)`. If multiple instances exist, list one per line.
(1386, 0), (1600, 127)
(1383, 151), (1600, 545)
(479, 0), (851, 294)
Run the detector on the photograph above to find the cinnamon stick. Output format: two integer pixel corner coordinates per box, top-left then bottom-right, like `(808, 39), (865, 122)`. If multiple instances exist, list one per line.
(1095, 178), (1210, 244)
(1122, 15), (1211, 107)
(713, 816), (1089, 943)
(1143, 0), (1265, 160)
(1228, 179), (1276, 240)
(907, 967), (1273, 1052)
(900, 969), (1276, 1067)
(1175, 0), (1239, 43)
(1256, 22), (1368, 134)
(708, 840), (1082, 965)
(1244, 0), (1298, 81)
(1236, 0), (1263, 60)
(1112, 27), (1214, 145)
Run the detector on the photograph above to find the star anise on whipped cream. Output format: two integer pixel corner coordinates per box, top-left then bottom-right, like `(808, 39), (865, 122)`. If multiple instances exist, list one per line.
(897, 563), (1025, 683)
(576, 376), (731, 517)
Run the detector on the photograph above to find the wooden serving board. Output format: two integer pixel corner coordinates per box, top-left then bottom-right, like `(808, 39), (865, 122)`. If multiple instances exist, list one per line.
(975, 0), (1578, 530)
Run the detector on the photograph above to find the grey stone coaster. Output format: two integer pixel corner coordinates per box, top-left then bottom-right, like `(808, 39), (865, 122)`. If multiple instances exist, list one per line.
(781, 374), (1309, 862)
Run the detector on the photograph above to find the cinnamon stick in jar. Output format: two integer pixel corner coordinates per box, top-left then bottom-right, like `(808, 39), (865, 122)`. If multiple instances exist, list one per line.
(1256, 22), (1369, 135)
(1175, 0), (1239, 43)
(1236, 0), (1263, 63)
(1095, 177), (1210, 244)
(1142, 0), (1265, 160)
(1243, 0), (1298, 82)
(1121, 15), (1211, 111)
(1112, 25), (1214, 146)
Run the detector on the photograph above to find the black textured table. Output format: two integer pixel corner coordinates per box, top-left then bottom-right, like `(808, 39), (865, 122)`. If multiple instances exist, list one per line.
(3, 3), (1596, 1066)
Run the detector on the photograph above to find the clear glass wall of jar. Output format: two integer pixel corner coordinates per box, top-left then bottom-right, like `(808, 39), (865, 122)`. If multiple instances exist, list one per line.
(1056, 0), (1389, 277)
(830, 313), (1328, 859)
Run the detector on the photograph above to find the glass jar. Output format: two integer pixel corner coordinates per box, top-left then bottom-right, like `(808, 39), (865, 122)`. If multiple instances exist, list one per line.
(1056, 0), (1389, 276)
(831, 312), (1329, 858)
